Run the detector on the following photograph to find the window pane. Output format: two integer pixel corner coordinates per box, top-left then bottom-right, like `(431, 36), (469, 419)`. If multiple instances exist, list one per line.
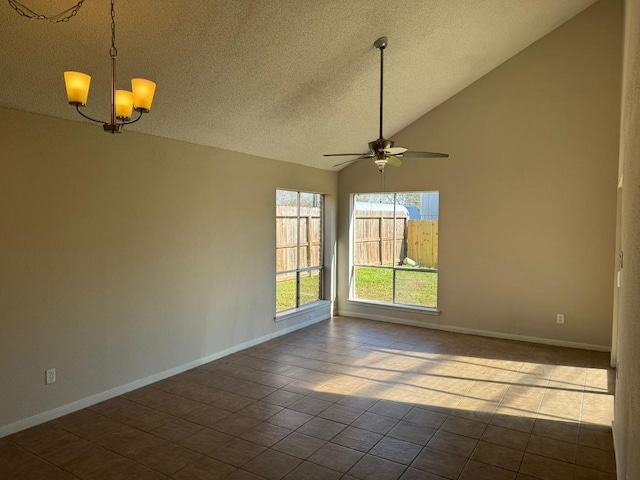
(276, 272), (297, 313)
(353, 266), (393, 303)
(299, 193), (322, 268)
(395, 269), (438, 308)
(299, 269), (321, 306)
(299, 192), (320, 208)
(276, 190), (324, 313)
(276, 217), (298, 273)
(276, 189), (298, 207)
(308, 216), (322, 268)
(354, 193), (407, 266)
(276, 190), (298, 274)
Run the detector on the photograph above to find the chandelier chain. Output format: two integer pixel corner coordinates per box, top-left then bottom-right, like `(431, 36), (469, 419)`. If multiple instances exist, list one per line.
(7, 0), (85, 23)
(109, 0), (117, 58)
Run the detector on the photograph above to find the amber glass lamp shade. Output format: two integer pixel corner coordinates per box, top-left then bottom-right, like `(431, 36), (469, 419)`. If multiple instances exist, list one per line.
(115, 90), (134, 119)
(64, 71), (91, 106)
(131, 78), (156, 112)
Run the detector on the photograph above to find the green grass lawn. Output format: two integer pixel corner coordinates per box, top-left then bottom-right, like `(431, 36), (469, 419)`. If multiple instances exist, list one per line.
(355, 266), (437, 308)
(276, 274), (320, 312)
(276, 267), (437, 312)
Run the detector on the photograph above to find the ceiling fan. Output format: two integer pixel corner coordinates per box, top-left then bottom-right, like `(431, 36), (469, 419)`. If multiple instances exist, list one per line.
(325, 37), (448, 172)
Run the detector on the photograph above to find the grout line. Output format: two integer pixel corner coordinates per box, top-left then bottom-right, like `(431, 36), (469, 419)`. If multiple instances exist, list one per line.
(3, 318), (616, 480)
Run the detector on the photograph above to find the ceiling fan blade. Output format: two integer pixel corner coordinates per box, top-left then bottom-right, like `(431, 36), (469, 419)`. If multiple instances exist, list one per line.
(402, 151), (449, 158)
(333, 156), (368, 167)
(383, 146), (407, 155)
(386, 156), (403, 167)
(323, 153), (368, 157)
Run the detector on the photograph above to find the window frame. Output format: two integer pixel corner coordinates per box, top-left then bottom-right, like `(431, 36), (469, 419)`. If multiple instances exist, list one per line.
(349, 191), (439, 310)
(275, 189), (324, 314)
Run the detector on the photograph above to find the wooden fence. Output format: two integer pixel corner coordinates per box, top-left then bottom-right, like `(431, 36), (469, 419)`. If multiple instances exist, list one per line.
(276, 207), (438, 274)
(354, 212), (438, 269)
(354, 211), (407, 266)
(276, 206), (321, 277)
(406, 220), (438, 268)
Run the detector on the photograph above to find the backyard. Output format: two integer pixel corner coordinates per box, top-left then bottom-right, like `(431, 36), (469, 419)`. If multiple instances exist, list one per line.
(354, 266), (438, 308)
(276, 266), (437, 312)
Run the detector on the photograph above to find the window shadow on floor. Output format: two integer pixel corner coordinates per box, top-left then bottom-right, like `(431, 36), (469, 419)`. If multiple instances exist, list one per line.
(2, 316), (616, 480)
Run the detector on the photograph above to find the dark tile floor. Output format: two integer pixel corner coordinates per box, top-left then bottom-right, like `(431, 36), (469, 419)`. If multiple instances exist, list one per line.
(0, 316), (616, 479)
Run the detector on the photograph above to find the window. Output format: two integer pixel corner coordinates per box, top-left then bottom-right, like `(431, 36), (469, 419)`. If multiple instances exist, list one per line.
(351, 192), (438, 308)
(276, 190), (323, 313)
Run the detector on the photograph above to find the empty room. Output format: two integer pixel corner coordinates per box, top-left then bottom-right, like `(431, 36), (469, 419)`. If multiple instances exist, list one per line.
(1, 0), (639, 479)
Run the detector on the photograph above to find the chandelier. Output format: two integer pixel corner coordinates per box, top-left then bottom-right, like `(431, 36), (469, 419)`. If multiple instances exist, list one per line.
(63, 0), (156, 133)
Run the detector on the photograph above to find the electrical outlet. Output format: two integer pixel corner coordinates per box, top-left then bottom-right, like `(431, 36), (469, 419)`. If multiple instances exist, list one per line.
(556, 313), (565, 324)
(46, 368), (56, 385)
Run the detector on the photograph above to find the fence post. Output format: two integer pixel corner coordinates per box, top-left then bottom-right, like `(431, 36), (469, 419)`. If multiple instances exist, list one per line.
(378, 216), (383, 265)
(307, 215), (312, 269)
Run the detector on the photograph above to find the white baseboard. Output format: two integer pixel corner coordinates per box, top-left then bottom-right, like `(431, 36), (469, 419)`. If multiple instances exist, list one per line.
(0, 315), (328, 439)
(337, 310), (611, 352)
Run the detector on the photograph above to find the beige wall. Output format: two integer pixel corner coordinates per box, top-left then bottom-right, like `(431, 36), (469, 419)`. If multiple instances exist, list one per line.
(338, 0), (622, 348)
(613, 0), (640, 477)
(0, 107), (337, 432)
(0, 0), (630, 447)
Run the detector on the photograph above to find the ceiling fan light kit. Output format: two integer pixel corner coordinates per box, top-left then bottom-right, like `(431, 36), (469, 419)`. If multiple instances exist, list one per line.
(62, 0), (157, 133)
(324, 37), (448, 172)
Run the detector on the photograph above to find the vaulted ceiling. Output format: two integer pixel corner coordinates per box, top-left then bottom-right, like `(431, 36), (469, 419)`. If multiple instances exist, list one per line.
(0, 0), (597, 170)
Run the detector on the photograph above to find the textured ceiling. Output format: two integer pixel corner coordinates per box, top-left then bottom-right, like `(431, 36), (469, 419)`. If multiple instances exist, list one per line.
(0, 0), (597, 170)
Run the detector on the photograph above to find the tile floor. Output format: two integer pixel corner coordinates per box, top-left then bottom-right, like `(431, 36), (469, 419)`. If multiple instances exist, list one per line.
(1, 316), (616, 480)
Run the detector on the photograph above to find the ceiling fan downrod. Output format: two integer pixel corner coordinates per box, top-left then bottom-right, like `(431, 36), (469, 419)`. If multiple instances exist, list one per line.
(374, 37), (387, 140)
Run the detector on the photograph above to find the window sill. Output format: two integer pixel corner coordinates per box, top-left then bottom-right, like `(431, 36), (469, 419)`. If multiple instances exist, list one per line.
(275, 300), (332, 323)
(346, 299), (441, 315)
